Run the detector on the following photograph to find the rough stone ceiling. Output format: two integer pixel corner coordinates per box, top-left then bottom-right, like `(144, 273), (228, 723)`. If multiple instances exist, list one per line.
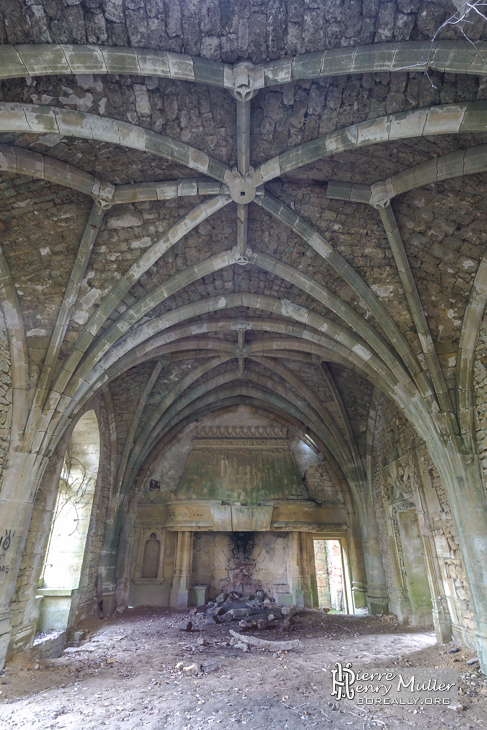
(2, 0), (487, 499)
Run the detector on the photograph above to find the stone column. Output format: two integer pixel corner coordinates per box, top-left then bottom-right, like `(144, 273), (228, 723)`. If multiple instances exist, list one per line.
(288, 532), (304, 608)
(169, 531), (193, 608)
(358, 494), (389, 615)
(99, 505), (123, 615)
(0, 454), (41, 667)
(313, 539), (331, 607)
(411, 450), (452, 643)
(289, 532), (314, 608)
(299, 532), (314, 609)
(346, 519), (368, 610)
(436, 449), (487, 669)
(0, 445), (64, 667)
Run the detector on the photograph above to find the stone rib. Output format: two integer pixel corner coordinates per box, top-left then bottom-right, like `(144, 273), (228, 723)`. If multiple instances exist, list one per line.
(255, 192), (434, 403)
(0, 103), (230, 183)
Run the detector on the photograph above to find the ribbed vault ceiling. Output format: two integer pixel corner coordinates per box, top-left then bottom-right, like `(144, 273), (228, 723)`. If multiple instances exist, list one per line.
(2, 0), (487, 502)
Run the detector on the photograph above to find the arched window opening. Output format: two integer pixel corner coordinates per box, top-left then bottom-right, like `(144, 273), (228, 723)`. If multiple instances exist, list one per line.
(37, 411), (100, 631)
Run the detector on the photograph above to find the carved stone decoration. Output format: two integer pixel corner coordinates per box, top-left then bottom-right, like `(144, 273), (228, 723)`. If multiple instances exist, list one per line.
(196, 425), (287, 438)
(390, 499), (415, 588)
(381, 454), (416, 502)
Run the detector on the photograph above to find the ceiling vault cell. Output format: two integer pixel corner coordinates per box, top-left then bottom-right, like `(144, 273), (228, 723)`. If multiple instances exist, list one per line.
(0, 142), (228, 206)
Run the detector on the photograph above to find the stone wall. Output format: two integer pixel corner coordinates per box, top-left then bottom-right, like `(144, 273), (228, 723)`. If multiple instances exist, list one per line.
(370, 391), (476, 643)
(0, 0), (477, 59)
(0, 306), (11, 493)
(303, 463), (344, 505)
(474, 312), (487, 502)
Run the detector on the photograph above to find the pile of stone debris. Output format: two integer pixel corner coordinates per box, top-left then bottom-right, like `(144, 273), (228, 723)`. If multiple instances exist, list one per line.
(193, 589), (299, 633)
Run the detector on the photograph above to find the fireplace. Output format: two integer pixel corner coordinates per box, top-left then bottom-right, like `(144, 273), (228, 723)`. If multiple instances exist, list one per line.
(225, 532), (257, 595)
(129, 419), (353, 610)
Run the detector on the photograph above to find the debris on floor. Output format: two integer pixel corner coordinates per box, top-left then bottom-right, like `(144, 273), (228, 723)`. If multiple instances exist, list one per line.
(1, 606), (487, 730)
(197, 588), (302, 635)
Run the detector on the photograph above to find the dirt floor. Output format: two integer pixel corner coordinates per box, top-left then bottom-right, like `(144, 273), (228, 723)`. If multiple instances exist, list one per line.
(1, 607), (487, 729)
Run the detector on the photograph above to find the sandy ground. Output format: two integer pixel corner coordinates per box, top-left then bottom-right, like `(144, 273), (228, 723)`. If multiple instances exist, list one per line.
(1, 607), (487, 729)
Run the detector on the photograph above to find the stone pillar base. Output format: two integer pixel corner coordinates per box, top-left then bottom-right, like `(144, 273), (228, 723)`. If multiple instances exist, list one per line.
(193, 585), (208, 606)
(302, 590), (313, 609)
(352, 581), (367, 610)
(169, 532), (193, 609)
(292, 589), (304, 609)
(170, 589), (189, 608)
(36, 589), (75, 632)
(275, 592), (294, 606)
(366, 586), (389, 615)
(0, 610), (12, 670)
(102, 588), (116, 615)
(431, 598), (452, 644)
(474, 629), (487, 675)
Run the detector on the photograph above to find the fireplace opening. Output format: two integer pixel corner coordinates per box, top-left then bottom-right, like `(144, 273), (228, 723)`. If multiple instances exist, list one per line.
(313, 539), (346, 612)
(227, 531), (257, 595)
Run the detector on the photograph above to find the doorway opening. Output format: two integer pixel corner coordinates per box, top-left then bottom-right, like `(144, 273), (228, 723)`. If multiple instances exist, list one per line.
(313, 538), (351, 613)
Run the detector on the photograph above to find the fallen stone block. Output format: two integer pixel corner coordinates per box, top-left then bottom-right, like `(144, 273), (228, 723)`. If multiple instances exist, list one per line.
(229, 629), (300, 650)
(178, 621), (193, 632)
(281, 605), (297, 617)
(230, 608), (249, 619)
(239, 619), (254, 630)
(201, 660), (219, 673)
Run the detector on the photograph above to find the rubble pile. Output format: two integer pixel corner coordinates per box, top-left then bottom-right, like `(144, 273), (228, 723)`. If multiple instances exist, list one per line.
(194, 589), (299, 633)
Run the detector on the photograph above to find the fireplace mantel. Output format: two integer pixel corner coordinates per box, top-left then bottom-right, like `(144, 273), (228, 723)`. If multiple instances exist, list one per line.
(135, 498), (347, 532)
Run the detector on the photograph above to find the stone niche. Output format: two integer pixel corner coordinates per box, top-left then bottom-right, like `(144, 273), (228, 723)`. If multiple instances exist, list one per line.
(129, 420), (348, 609)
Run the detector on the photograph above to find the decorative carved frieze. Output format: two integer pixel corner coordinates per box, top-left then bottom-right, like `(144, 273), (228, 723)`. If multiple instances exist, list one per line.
(193, 438), (289, 450)
(193, 425), (289, 450)
(195, 425), (287, 439)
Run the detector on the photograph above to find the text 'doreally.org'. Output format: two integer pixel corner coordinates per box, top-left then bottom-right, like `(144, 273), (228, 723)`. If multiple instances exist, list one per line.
(330, 663), (458, 707)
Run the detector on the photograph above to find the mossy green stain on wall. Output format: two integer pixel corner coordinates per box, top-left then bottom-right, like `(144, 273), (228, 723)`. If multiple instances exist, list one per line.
(176, 448), (308, 503)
